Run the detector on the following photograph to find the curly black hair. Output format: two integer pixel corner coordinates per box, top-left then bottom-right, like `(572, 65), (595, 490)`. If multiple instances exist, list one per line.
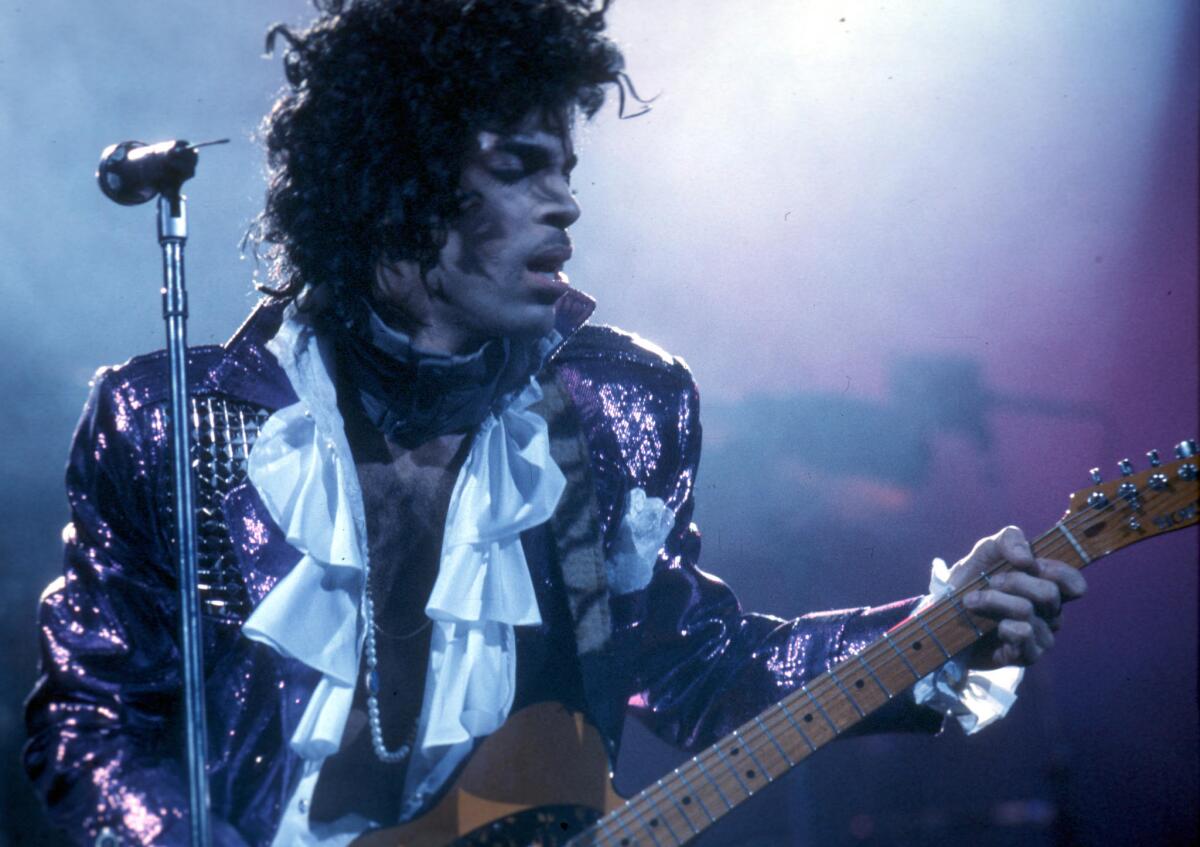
(250, 0), (628, 318)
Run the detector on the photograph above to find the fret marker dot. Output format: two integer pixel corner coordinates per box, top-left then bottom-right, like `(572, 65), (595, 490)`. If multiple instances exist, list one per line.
(803, 713), (813, 723)
(912, 641), (923, 651)
(730, 747), (739, 756)
(746, 769), (756, 779)
(620, 839), (630, 847)
(650, 818), (659, 827)
(682, 796), (692, 805)
(854, 679), (865, 689)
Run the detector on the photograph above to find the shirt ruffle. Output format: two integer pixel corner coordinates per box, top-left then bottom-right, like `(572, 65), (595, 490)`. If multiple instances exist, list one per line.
(399, 379), (564, 814)
(244, 310), (368, 762)
(241, 304), (565, 824)
(606, 488), (675, 596)
(911, 557), (1025, 734)
(419, 378), (562, 750)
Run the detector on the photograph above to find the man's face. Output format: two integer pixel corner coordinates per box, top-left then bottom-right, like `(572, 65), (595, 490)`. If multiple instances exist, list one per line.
(376, 110), (581, 354)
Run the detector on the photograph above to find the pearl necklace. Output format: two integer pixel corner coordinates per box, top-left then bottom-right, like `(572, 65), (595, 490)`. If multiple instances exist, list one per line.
(361, 575), (414, 763)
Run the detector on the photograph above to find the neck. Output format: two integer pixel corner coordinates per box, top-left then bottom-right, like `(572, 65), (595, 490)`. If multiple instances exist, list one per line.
(369, 300), (486, 358)
(407, 323), (489, 358)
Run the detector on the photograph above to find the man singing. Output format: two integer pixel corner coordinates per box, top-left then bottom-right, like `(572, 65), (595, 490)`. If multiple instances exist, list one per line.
(24, 1), (1085, 844)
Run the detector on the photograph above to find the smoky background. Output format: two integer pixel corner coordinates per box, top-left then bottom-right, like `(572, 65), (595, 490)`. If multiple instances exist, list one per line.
(1, 2), (1195, 844)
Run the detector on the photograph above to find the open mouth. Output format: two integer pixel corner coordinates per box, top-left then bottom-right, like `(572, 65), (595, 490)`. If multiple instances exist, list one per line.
(526, 256), (565, 276)
(525, 245), (572, 299)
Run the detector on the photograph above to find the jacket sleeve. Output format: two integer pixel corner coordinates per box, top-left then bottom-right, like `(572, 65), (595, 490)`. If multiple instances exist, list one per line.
(23, 371), (249, 847)
(626, 371), (942, 750)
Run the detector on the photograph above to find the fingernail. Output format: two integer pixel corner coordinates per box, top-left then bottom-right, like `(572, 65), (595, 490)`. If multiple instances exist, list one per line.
(964, 592), (980, 608)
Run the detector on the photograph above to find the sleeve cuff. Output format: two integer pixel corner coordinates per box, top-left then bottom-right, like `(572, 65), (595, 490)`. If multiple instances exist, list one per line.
(910, 558), (1024, 735)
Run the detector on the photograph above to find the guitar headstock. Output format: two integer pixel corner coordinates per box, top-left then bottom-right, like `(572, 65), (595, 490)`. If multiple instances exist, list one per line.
(1061, 440), (1199, 561)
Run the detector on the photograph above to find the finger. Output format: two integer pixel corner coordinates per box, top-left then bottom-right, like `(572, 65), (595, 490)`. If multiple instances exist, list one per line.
(997, 526), (1037, 572)
(995, 619), (1045, 666)
(964, 588), (1035, 622)
(1031, 615), (1056, 651)
(983, 571), (1062, 620)
(1037, 558), (1088, 602)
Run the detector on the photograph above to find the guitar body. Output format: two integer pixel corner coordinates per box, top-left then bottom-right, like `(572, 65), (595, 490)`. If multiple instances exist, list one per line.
(351, 702), (624, 847)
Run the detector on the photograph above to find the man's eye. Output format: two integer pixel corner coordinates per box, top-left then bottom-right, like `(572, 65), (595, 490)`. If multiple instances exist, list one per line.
(491, 167), (527, 183)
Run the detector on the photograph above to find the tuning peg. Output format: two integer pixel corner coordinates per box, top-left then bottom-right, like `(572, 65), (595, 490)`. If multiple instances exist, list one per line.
(1118, 459), (1133, 476)
(1089, 467), (1102, 484)
(1176, 439), (1197, 459)
(1147, 449), (1162, 467)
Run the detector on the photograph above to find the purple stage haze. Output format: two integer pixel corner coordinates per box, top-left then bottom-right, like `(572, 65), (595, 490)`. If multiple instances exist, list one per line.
(0, 2), (1194, 845)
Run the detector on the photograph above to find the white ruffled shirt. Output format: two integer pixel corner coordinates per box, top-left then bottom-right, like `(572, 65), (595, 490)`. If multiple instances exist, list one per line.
(243, 306), (569, 844)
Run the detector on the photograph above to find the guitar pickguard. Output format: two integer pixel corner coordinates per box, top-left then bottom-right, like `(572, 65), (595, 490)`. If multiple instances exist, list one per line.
(445, 804), (602, 847)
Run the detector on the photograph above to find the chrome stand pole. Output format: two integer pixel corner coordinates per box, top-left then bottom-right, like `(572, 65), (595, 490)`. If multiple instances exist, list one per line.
(158, 190), (212, 847)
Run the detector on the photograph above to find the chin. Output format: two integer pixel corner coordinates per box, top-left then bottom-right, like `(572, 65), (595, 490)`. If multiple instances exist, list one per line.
(499, 305), (558, 341)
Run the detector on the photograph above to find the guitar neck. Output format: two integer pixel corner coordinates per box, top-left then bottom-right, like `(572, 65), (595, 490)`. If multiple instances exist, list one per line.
(569, 456), (1198, 847)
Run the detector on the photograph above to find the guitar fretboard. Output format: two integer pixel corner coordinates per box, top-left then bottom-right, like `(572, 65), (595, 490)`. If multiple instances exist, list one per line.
(569, 521), (1103, 847)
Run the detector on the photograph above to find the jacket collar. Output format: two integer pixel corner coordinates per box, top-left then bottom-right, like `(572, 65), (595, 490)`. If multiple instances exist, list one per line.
(201, 298), (298, 411)
(204, 289), (596, 414)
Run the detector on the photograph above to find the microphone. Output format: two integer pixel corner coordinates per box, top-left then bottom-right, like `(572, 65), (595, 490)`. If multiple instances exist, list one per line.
(96, 138), (228, 205)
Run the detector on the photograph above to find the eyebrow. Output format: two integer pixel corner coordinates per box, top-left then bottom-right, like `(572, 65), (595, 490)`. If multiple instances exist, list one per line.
(492, 139), (577, 174)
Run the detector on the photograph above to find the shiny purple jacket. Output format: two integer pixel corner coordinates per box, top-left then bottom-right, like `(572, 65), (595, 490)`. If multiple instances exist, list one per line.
(25, 301), (938, 846)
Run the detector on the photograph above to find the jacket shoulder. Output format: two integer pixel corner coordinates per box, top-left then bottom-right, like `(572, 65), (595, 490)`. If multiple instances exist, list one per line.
(552, 324), (701, 511)
(84, 346), (224, 420)
(556, 324), (694, 385)
(85, 299), (292, 413)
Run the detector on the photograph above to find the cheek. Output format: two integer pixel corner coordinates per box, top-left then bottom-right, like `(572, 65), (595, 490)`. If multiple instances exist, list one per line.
(454, 199), (522, 270)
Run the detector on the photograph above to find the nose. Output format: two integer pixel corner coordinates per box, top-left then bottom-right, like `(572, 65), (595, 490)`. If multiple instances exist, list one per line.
(539, 177), (581, 230)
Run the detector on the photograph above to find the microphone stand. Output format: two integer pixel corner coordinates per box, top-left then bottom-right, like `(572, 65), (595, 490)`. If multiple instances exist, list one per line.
(159, 186), (213, 847)
(97, 138), (215, 846)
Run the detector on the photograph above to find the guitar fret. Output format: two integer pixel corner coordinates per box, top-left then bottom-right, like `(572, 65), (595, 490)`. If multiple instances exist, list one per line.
(553, 483), (1194, 847)
(713, 745), (753, 796)
(915, 616), (952, 660)
(614, 806), (652, 844)
(801, 685), (840, 734)
(828, 668), (866, 718)
(856, 653), (892, 697)
(754, 715), (794, 766)
(950, 595), (984, 638)
(777, 701), (818, 752)
(623, 798), (665, 847)
(673, 767), (716, 823)
(655, 778), (695, 837)
(882, 631), (921, 679)
(692, 756), (733, 810)
(732, 729), (772, 783)
(643, 787), (681, 844)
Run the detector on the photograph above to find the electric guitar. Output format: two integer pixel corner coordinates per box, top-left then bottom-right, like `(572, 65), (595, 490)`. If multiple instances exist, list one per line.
(353, 441), (1200, 847)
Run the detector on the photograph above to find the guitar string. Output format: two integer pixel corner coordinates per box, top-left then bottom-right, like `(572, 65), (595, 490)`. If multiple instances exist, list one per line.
(584, 495), (1135, 844)
(592, 473), (1196, 844)
(584, 477), (1192, 845)
(593, 465), (1194, 843)
(585, 543), (1077, 847)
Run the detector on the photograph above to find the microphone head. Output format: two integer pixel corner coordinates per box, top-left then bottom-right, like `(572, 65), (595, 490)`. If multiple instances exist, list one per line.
(97, 141), (156, 205)
(97, 140), (198, 205)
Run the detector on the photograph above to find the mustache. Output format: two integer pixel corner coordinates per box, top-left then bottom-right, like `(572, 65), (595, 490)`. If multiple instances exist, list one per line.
(527, 235), (573, 268)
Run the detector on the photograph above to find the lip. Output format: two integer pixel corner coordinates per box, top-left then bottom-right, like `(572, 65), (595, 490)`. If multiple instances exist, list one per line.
(524, 241), (573, 302)
(524, 268), (571, 302)
(525, 243), (573, 271)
